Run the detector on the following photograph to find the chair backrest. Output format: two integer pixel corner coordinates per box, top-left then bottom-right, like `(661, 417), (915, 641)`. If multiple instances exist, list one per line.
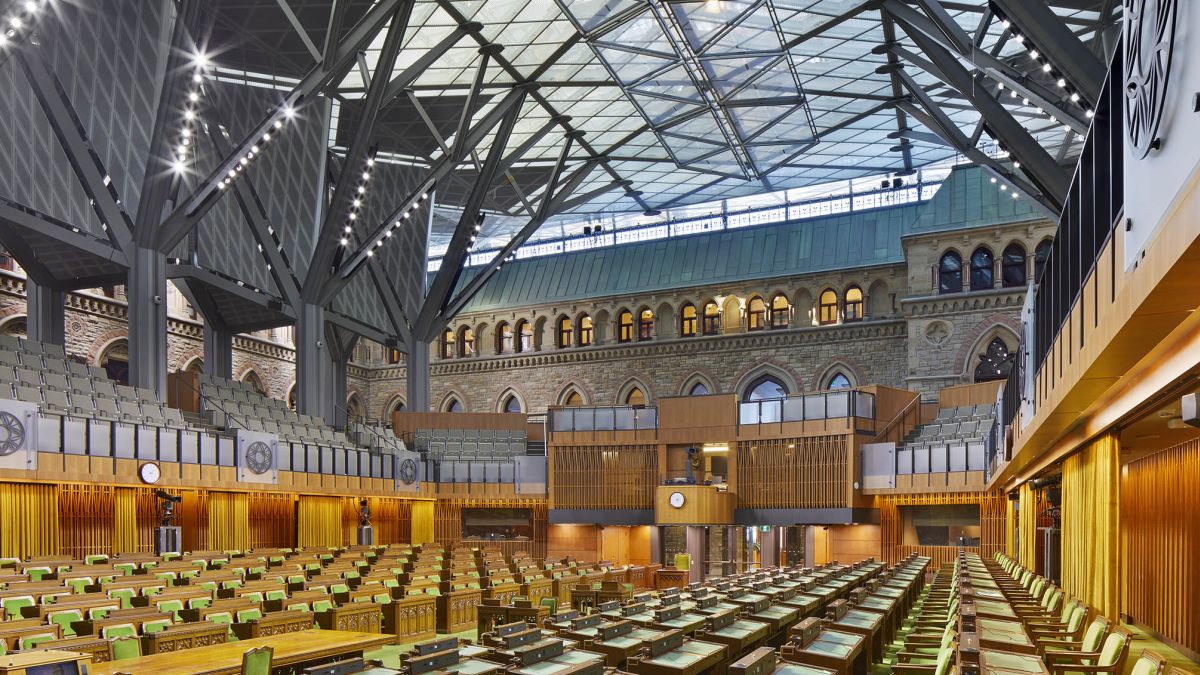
(1097, 628), (1132, 667)
(934, 644), (955, 675)
(1082, 617), (1110, 652)
(241, 645), (274, 675)
(1065, 604), (1087, 632)
(1129, 651), (1167, 675)
(109, 636), (142, 661)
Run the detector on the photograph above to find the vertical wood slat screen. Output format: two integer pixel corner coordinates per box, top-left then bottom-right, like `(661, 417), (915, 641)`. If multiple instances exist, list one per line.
(1122, 437), (1200, 655)
(0, 482), (59, 559)
(298, 495), (342, 548)
(1005, 497), (1016, 557)
(736, 436), (848, 508)
(207, 491), (249, 551)
(550, 445), (657, 509)
(877, 491), (1005, 569)
(339, 497), (412, 546)
(113, 488), (139, 554)
(248, 493), (295, 549)
(58, 484), (114, 559)
(1018, 482), (1038, 570)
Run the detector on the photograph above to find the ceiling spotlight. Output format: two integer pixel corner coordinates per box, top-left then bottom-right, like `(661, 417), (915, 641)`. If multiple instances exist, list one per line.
(990, 177), (997, 183)
(218, 181), (227, 190)
(181, 128), (191, 137)
(171, 159), (186, 174)
(192, 73), (202, 83)
(402, 211), (410, 219)
(9, 17), (22, 29)
(188, 92), (199, 102)
(1029, 50), (1039, 59)
(1057, 78), (1066, 88)
(357, 186), (366, 194)
(361, 171), (370, 180)
(283, 105), (295, 119)
(1022, 98), (1029, 105)
(366, 158), (375, 166)
(1001, 19), (1010, 29)
(1000, 184), (1007, 190)
(227, 169), (236, 178)
(366, 249), (374, 257)
(1011, 192), (1018, 199)
(239, 157), (249, 166)
(24, 1), (37, 12)
(1013, 161), (1021, 168)
(385, 231), (392, 238)
(262, 132), (271, 142)
(997, 82), (1004, 91)
(1014, 34), (1024, 43)
(340, 238), (349, 246)
(274, 120), (283, 129)
(184, 110), (195, 120)
(1085, 109), (1094, 118)
(1042, 63), (1051, 72)
(1069, 92), (1080, 102)
(348, 212), (356, 220)
(420, 192), (428, 200)
(192, 51), (209, 69)
(352, 199), (361, 207)
(176, 144), (186, 154)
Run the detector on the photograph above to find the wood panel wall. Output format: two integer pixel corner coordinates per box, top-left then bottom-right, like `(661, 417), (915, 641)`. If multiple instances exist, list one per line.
(938, 382), (1003, 409)
(734, 436), (848, 508)
(1122, 439), (1200, 655)
(550, 445), (658, 509)
(433, 497), (548, 559)
(876, 491), (1006, 569)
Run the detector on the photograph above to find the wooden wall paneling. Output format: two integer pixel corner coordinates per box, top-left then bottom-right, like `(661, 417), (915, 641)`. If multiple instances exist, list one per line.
(1122, 439), (1200, 655)
(549, 445), (658, 509)
(876, 491), (1005, 569)
(434, 497), (548, 559)
(938, 382), (1004, 409)
(58, 484), (114, 559)
(248, 492), (296, 549)
(734, 436), (849, 508)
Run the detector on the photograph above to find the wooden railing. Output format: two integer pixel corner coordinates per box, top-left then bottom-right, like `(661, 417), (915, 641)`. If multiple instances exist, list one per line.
(871, 393), (922, 446)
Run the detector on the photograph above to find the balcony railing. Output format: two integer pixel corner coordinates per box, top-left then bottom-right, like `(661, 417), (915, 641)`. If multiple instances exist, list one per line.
(549, 406), (658, 432)
(737, 389), (875, 434)
(1000, 42), (1124, 439)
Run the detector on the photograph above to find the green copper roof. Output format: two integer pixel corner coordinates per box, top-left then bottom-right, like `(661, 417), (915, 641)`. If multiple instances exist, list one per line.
(456, 165), (1050, 312)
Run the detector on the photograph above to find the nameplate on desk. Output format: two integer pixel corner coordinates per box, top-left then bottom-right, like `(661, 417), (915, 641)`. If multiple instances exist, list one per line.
(634, 594), (654, 604)
(660, 594), (681, 607)
(848, 588), (866, 605)
(663, 588), (680, 598)
(826, 599), (848, 621)
(499, 628), (543, 649)
(747, 598), (770, 613)
(623, 603), (647, 616)
(750, 580), (769, 591)
(730, 647), (776, 675)
(789, 617), (822, 647)
(727, 589), (744, 599)
(496, 619), (535, 634)
(555, 611), (581, 623)
(776, 588), (796, 601)
(708, 610), (735, 631)
(647, 629), (685, 657)
(713, 582), (732, 592)
(599, 620), (633, 641)
(571, 614), (602, 630)
(654, 605), (682, 622)
(691, 588), (710, 599)
(405, 648), (460, 674)
(514, 639), (565, 665)
(597, 601), (621, 613)
(695, 595), (717, 609)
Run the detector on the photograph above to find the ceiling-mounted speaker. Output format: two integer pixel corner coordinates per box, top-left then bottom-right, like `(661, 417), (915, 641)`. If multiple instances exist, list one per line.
(1182, 392), (1200, 428)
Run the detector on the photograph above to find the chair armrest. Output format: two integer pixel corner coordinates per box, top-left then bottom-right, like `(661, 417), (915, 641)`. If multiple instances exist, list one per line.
(1044, 649), (1102, 664)
(1037, 637), (1084, 649)
(1048, 663), (1119, 674)
(895, 651), (939, 663)
(891, 665), (937, 674)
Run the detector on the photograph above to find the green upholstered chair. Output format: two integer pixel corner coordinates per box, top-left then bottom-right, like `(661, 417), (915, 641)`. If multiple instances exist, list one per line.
(241, 645), (274, 675)
(539, 597), (558, 616)
(1042, 616), (1109, 657)
(143, 618), (172, 634)
(101, 623), (137, 640)
(47, 608), (84, 637)
(265, 589), (287, 602)
(236, 608), (263, 623)
(1047, 627), (1132, 675)
(109, 636), (142, 661)
(1128, 650), (1167, 675)
(312, 599), (334, 614)
(287, 602), (309, 612)
(373, 592), (391, 604)
(188, 596), (212, 609)
(1, 595), (34, 619)
(23, 566), (52, 581)
(107, 587), (135, 609)
(19, 633), (57, 650)
(64, 577), (93, 594)
(88, 604), (120, 620)
(85, 554), (109, 565)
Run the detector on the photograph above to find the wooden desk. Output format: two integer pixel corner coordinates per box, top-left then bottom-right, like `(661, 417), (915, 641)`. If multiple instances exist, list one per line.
(437, 587), (482, 634)
(0, 650), (92, 675)
(31, 635), (110, 663)
(977, 649), (1049, 675)
(141, 621), (228, 653)
(655, 570), (688, 591)
(231, 609), (313, 640)
(781, 628), (866, 675)
(381, 592), (437, 645)
(91, 629), (393, 674)
(315, 601), (382, 634)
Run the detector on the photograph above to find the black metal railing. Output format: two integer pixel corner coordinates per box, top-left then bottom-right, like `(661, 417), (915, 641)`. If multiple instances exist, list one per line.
(1001, 42), (1124, 435)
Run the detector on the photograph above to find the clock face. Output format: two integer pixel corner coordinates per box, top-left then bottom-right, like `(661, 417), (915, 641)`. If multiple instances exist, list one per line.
(139, 462), (161, 484)
(669, 491), (686, 509)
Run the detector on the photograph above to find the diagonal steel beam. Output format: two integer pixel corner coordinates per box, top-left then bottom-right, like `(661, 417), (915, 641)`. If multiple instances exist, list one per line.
(439, 155), (600, 323)
(303, 0), (413, 301)
(888, 128), (952, 147)
(886, 18), (1069, 208)
(413, 92), (526, 341)
(201, 102), (303, 309)
(157, 0), (406, 253)
(366, 260), (413, 346)
(991, 0), (1105, 102)
(274, 0), (322, 62)
(881, 0), (1088, 134)
(328, 85), (533, 287)
(380, 25), (476, 104)
(15, 51), (136, 256)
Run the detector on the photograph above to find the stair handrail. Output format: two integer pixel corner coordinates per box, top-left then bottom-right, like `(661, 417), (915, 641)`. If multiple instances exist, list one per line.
(871, 393), (922, 445)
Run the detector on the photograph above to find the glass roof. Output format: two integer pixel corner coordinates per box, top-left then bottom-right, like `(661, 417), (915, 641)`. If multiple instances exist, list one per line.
(321, 0), (1117, 249)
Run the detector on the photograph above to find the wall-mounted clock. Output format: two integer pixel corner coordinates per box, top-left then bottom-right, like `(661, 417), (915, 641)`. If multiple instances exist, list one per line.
(138, 461), (161, 485)
(669, 491), (686, 509)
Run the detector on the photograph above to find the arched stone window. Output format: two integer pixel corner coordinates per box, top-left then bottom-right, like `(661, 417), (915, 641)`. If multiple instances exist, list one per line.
(939, 251), (963, 294)
(638, 309), (654, 341)
(1034, 240), (1052, 282)
(827, 372), (852, 389)
(458, 326), (475, 357)
(618, 310), (634, 343)
(1002, 243), (1027, 287)
(970, 247), (994, 290)
(844, 286), (863, 322)
(441, 329), (455, 359)
(818, 289), (838, 325)
(680, 303), (697, 337)
(770, 294), (789, 328)
(564, 391), (584, 407)
(702, 301), (720, 335)
(578, 315), (593, 346)
(625, 387), (646, 406)
(747, 296), (767, 331)
(743, 375), (788, 401)
(688, 382), (709, 396)
(516, 320), (533, 352)
(502, 394), (522, 413)
(974, 338), (1015, 383)
(557, 316), (573, 348)
(497, 322), (513, 354)
(445, 397), (464, 413)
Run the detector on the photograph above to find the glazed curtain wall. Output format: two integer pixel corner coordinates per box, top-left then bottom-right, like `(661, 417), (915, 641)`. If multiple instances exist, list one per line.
(1122, 437), (1200, 654)
(1061, 432), (1120, 620)
(0, 480), (425, 558)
